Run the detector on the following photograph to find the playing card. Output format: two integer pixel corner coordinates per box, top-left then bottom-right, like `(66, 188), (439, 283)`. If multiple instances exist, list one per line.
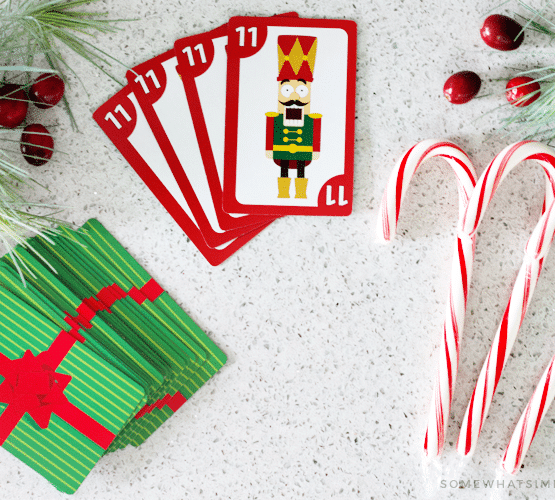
(174, 24), (239, 217)
(73, 219), (228, 447)
(93, 86), (272, 266)
(0, 259), (164, 397)
(126, 49), (275, 242)
(173, 13), (299, 222)
(0, 286), (146, 494)
(7, 220), (228, 450)
(223, 16), (357, 216)
(0, 258), (158, 452)
(42, 224), (211, 442)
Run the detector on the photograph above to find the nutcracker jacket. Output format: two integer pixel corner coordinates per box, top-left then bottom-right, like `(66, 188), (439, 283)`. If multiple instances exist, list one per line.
(265, 112), (322, 164)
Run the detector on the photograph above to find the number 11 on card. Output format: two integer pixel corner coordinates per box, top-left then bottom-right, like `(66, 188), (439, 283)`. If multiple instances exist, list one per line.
(236, 26), (257, 47)
(182, 44), (207, 66)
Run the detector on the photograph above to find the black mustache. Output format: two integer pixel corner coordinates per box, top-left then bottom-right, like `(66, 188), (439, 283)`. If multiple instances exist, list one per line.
(279, 100), (308, 107)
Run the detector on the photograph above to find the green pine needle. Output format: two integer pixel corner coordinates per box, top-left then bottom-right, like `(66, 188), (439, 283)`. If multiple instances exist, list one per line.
(495, 2), (555, 144)
(0, 0), (133, 281)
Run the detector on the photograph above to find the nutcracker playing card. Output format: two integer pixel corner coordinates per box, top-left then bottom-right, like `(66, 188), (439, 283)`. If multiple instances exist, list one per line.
(222, 16), (357, 216)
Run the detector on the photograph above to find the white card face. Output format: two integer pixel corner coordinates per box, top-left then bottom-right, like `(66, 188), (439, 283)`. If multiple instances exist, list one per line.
(231, 26), (350, 208)
(101, 93), (238, 252)
(196, 35), (228, 186)
(153, 56), (227, 234)
(126, 92), (197, 225)
(93, 86), (265, 264)
(109, 94), (236, 251)
(191, 34), (248, 219)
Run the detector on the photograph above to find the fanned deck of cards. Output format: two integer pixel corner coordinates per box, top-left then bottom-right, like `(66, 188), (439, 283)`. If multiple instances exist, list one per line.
(0, 219), (226, 494)
(94, 13), (357, 265)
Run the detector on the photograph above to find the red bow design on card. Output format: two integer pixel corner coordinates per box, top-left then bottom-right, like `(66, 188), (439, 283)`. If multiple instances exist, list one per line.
(0, 349), (72, 428)
(0, 331), (115, 449)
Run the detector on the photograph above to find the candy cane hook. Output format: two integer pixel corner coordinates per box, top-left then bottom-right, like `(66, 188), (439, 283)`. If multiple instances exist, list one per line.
(457, 141), (555, 458)
(377, 139), (477, 458)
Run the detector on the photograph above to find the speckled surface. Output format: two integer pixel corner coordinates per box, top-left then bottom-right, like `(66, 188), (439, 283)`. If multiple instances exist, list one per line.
(3, 0), (555, 498)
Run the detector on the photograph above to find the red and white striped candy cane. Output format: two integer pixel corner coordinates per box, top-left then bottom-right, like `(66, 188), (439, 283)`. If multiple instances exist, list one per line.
(457, 141), (555, 458)
(377, 139), (477, 458)
(502, 349), (555, 474)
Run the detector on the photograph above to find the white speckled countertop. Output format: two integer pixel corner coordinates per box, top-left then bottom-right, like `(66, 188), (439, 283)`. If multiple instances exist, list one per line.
(3, 0), (555, 498)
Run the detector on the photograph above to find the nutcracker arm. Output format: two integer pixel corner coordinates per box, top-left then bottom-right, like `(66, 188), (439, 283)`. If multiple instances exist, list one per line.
(265, 112), (278, 154)
(309, 113), (322, 158)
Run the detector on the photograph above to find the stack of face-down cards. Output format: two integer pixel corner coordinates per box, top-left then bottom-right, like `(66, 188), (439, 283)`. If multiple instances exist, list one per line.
(94, 14), (357, 265)
(0, 219), (226, 493)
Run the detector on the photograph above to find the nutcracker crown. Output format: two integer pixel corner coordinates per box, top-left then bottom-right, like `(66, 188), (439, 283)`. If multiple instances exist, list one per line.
(277, 35), (317, 82)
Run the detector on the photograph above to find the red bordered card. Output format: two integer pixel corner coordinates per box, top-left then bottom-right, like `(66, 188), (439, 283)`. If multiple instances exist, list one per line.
(126, 49), (276, 247)
(223, 16), (357, 216)
(93, 86), (271, 266)
(173, 12), (299, 225)
(174, 25), (260, 228)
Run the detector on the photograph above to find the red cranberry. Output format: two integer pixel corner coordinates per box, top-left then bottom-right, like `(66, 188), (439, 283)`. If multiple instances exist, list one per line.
(506, 76), (540, 107)
(481, 15), (524, 51)
(20, 124), (54, 166)
(443, 71), (482, 104)
(29, 73), (65, 109)
(0, 84), (28, 128)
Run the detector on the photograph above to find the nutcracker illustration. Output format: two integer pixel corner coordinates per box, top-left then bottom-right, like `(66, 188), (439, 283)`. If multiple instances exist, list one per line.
(265, 35), (322, 199)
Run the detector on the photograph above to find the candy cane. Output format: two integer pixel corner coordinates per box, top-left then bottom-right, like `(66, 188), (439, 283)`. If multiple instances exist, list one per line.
(377, 139), (477, 458)
(457, 141), (555, 458)
(502, 350), (555, 474)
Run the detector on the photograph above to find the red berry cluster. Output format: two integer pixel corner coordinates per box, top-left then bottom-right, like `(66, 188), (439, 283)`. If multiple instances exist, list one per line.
(443, 15), (540, 107)
(0, 73), (65, 166)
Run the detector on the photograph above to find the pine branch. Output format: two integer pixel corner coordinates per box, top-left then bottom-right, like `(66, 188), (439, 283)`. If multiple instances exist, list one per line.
(497, 2), (555, 143)
(0, 0), (133, 281)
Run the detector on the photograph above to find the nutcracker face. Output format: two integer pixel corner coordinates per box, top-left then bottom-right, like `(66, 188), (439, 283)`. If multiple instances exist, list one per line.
(278, 79), (311, 127)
